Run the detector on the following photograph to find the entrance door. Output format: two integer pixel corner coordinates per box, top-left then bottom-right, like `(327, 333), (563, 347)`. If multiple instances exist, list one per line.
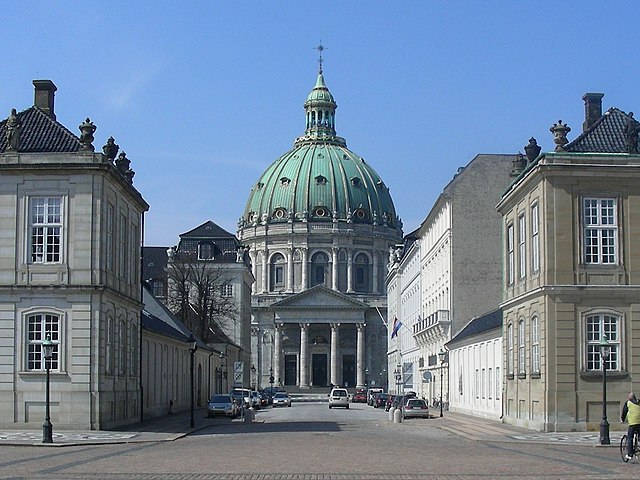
(312, 354), (328, 387)
(342, 354), (356, 388)
(284, 355), (297, 386)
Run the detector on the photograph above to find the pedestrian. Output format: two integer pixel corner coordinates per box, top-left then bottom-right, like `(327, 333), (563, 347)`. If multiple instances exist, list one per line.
(621, 392), (640, 460)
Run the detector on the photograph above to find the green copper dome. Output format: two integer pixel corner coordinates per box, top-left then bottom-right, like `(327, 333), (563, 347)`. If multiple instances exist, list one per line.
(241, 70), (398, 229)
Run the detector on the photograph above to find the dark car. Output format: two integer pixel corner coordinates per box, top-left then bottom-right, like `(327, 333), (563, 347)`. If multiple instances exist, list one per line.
(260, 391), (272, 407)
(263, 386), (285, 397)
(352, 388), (367, 403)
(374, 393), (389, 409)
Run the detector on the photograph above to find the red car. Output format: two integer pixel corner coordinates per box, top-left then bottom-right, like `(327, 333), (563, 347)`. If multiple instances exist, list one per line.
(352, 388), (367, 403)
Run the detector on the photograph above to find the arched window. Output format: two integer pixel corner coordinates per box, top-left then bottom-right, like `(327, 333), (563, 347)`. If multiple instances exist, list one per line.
(26, 313), (60, 371)
(585, 312), (620, 371)
(270, 253), (286, 291)
(311, 252), (329, 286)
(353, 253), (371, 292)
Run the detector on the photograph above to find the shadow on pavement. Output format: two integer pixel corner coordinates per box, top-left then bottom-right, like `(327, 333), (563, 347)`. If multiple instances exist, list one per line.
(190, 421), (342, 435)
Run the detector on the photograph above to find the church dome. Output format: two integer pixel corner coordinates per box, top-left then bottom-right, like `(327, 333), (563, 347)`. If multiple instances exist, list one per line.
(241, 69), (399, 229)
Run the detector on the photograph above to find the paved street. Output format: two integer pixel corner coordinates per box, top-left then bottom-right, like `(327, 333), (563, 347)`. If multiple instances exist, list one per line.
(0, 401), (633, 479)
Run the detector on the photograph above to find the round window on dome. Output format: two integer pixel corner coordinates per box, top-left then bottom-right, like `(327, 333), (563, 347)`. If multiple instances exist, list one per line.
(354, 208), (367, 221)
(248, 211), (257, 223)
(313, 207), (329, 218)
(273, 208), (287, 220)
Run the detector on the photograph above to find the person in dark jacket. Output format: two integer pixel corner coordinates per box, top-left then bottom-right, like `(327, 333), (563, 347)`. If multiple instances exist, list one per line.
(621, 392), (640, 460)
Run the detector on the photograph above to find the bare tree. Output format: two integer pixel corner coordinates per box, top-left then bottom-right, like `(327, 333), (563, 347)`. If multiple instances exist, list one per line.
(166, 257), (239, 344)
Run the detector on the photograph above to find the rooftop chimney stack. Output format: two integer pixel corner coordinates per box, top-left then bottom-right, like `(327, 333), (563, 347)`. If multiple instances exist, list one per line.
(582, 92), (604, 132)
(33, 80), (57, 120)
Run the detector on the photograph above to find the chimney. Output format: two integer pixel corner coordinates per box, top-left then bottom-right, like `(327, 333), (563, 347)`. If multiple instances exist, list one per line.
(582, 92), (604, 132)
(33, 80), (57, 120)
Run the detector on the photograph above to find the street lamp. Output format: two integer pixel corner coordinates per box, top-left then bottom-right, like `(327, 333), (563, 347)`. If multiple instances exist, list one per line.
(188, 334), (198, 428)
(269, 367), (274, 392)
(42, 333), (55, 443)
(438, 348), (446, 418)
(250, 364), (256, 391)
(219, 352), (226, 393)
(599, 335), (611, 445)
(394, 366), (402, 415)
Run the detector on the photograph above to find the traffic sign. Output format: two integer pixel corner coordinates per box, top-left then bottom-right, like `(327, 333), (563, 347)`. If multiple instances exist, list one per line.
(234, 362), (243, 373)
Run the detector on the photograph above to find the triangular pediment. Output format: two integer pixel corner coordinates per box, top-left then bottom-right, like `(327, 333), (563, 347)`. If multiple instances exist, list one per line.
(270, 285), (368, 310)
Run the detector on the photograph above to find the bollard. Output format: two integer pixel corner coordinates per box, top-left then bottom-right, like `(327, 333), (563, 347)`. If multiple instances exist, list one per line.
(388, 406), (395, 422)
(393, 407), (402, 423)
(244, 407), (254, 423)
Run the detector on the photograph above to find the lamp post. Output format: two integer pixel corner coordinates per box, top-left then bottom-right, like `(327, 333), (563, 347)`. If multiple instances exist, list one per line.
(250, 364), (256, 391)
(394, 366), (402, 415)
(269, 367), (274, 392)
(438, 348), (446, 418)
(42, 333), (54, 443)
(219, 352), (225, 394)
(188, 334), (198, 428)
(599, 334), (611, 445)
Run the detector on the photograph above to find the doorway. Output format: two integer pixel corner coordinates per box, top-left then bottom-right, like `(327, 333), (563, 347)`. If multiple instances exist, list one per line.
(342, 354), (355, 388)
(312, 354), (328, 387)
(284, 355), (297, 386)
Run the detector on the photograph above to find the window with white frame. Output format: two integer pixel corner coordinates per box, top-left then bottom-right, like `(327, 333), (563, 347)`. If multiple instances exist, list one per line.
(221, 284), (233, 297)
(475, 369), (479, 398)
(481, 368), (486, 399)
(507, 224), (514, 285)
(495, 367), (500, 399)
(106, 203), (114, 271)
(583, 198), (617, 264)
(119, 214), (127, 279)
(586, 313), (620, 371)
(531, 203), (539, 273)
(130, 223), (138, 284)
(507, 323), (514, 376)
(27, 313), (60, 370)
(198, 242), (214, 260)
(531, 316), (540, 375)
(30, 197), (62, 263)
(270, 253), (286, 290)
(518, 320), (526, 375)
(488, 368), (493, 399)
(518, 214), (526, 279)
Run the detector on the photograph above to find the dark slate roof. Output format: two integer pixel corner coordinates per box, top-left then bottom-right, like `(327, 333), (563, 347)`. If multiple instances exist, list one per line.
(565, 107), (639, 153)
(0, 106), (82, 153)
(180, 220), (234, 239)
(449, 309), (502, 345)
(142, 310), (189, 342)
(143, 246), (169, 281)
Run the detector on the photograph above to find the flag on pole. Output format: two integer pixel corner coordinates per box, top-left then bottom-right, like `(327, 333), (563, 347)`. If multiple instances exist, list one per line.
(390, 317), (402, 339)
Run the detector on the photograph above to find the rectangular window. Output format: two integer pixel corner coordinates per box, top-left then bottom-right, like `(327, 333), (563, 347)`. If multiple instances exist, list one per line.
(586, 314), (620, 371)
(27, 313), (60, 370)
(106, 318), (114, 374)
(106, 204), (114, 271)
(531, 203), (539, 273)
(531, 316), (540, 374)
(495, 367), (500, 399)
(198, 243), (214, 260)
(507, 324), (514, 376)
(507, 224), (514, 285)
(30, 197), (62, 263)
(130, 223), (138, 284)
(118, 321), (127, 375)
(481, 368), (486, 399)
(221, 284), (233, 297)
(488, 368), (493, 399)
(583, 198), (617, 264)
(152, 280), (164, 298)
(274, 266), (284, 286)
(518, 321), (526, 375)
(119, 214), (127, 279)
(518, 214), (526, 279)
(475, 369), (479, 398)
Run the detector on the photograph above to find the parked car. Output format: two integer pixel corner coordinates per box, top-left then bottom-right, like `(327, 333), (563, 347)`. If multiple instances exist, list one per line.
(352, 388), (367, 403)
(260, 391), (272, 407)
(272, 392), (291, 407)
(392, 395), (405, 410)
(229, 388), (251, 408)
(367, 388), (384, 406)
(263, 386), (285, 397)
(374, 393), (389, 409)
(207, 394), (239, 418)
(403, 398), (430, 419)
(328, 388), (350, 409)
(385, 395), (395, 411)
(250, 391), (262, 410)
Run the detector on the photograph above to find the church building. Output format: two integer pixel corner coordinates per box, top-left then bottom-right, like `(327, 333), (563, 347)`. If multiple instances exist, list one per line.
(238, 60), (403, 390)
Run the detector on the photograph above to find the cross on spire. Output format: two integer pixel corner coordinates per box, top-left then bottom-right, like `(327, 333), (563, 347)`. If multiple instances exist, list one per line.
(315, 43), (326, 74)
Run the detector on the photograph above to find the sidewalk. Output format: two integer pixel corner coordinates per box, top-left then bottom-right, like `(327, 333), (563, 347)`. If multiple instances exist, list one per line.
(0, 408), (227, 447)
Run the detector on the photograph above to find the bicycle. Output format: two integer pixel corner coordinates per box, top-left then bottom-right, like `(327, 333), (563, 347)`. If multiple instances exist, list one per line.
(620, 430), (640, 462)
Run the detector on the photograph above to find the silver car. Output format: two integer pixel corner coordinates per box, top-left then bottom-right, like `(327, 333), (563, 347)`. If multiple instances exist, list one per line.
(272, 392), (291, 407)
(207, 394), (239, 418)
(328, 388), (350, 409)
(402, 398), (430, 419)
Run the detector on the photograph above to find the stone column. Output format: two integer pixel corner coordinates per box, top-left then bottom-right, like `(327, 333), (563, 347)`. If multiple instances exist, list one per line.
(274, 324), (283, 386)
(346, 250), (354, 293)
(332, 248), (338, 291)
(250, 249), (257, 294)
(287, 247), (294, 293)
(372, 251), (379, 294)
(301, 248), (308, 290)
(261, 249), (269, 293)
(330, 323), (340, 386)
(299, 323), (309, 388)
(356, 323), (366, 388)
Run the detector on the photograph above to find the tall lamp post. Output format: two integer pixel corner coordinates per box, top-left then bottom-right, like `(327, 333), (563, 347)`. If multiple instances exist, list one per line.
(42, 333), (54, 443)
(250, 364), (256, 391)
(269, 367), (274, 392)
(599, 335), (611, 445)
(188, 334), (198, 428)
(438, 348), (446, 418)
(394, 366), (402, 415)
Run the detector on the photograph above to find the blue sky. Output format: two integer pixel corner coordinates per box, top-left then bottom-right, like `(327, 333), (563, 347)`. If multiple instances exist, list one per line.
(2, 2), (639, 245)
